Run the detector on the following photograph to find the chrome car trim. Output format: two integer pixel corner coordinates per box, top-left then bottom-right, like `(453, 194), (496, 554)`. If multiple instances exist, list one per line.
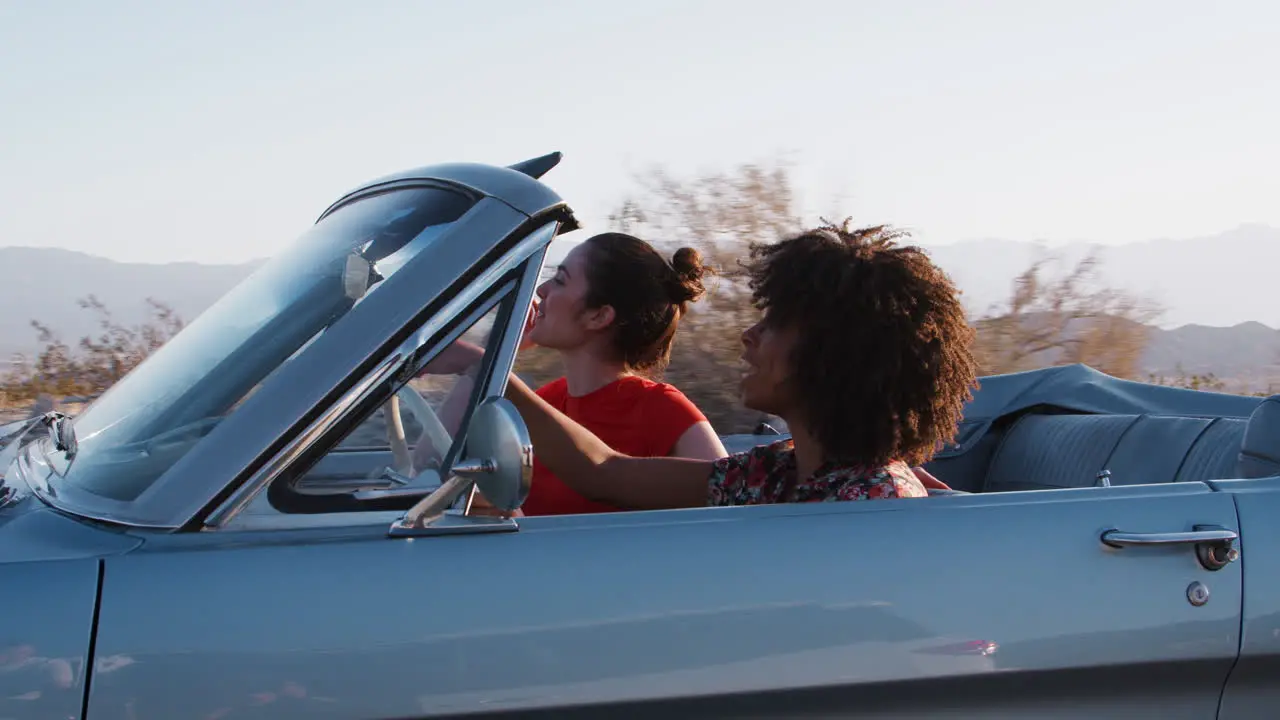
(351, 484), (441, 502)
(483, 234), (547, 400)
(1100, 527), (1240, 548)
(388, 508), (518, 538)
(448, 233), (549, 515)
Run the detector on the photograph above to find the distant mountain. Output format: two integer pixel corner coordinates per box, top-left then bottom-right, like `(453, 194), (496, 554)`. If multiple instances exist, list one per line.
(925, 223), (1280, 329)
(0, 247), (260, 361)
(0, 240), (578, 361)
(3, 227), (1278, 392)
(1144, 321), (1280, 391)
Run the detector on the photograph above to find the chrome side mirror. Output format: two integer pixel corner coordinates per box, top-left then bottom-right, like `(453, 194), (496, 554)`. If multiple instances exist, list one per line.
(392, 396), (532, 535)
(454, 396), (533, 512)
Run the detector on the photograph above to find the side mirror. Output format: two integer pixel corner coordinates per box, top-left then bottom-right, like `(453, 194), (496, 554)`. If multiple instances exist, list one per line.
(452, 396), (533, 512)
(392, 396), (532, 534)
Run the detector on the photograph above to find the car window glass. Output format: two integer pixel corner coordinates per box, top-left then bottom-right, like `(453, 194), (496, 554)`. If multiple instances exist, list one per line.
(264, 298), (506, 515)
(58, 186), (476, 503)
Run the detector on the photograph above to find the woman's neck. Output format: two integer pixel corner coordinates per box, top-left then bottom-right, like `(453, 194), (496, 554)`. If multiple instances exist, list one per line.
(559, 347), (629, 397)
(785, 420), (826, 480)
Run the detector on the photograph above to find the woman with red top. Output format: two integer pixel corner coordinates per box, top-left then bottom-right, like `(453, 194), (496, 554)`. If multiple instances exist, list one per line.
(419, 232), (726, 516)
(498, 221), (978, 509)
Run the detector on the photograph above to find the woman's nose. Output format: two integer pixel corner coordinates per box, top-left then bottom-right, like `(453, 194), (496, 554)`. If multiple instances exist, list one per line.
(535, 281), (550, 299)
(741, 322), (759, 348)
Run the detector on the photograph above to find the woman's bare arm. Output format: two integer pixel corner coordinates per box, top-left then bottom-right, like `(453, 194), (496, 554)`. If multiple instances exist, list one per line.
(670, 421), (728, 461)
(503, 374), (715, 510)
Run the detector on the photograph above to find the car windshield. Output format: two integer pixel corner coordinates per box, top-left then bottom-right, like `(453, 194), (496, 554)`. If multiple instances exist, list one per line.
(55, 185), (476, 503)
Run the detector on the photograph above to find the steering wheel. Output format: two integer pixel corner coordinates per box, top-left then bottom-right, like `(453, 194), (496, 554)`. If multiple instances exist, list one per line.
(382, 385), (452, 476)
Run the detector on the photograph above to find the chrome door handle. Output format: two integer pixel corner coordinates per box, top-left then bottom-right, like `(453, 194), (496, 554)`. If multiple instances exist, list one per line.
(1101, 528), (1238, 547)
(1100, 525), (1239, 571)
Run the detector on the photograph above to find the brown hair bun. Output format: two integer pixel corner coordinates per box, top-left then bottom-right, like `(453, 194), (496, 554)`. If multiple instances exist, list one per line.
(669, 247), (708, 304)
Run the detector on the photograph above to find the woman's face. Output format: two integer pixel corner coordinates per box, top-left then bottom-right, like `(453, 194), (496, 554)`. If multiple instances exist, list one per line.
(739, 312), (798, 417)
(527, 243), (613, 350)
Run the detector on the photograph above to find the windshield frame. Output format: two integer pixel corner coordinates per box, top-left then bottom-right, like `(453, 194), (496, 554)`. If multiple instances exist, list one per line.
(26, 182), (547, 530)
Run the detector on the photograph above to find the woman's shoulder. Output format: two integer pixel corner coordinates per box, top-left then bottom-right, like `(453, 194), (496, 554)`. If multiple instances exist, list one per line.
(818, 459), (927, 500)
(716, 438), (793, 471)
(622, 376), (707, 422)
(535, 376), (568, 401)
(616, 375), (697, 403)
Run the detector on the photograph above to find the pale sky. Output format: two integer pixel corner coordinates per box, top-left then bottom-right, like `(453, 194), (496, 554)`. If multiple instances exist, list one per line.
(2, 0), (1277, 264)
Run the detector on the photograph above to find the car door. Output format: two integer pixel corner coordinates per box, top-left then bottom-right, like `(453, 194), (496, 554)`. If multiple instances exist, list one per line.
(84, 482), (1241, 720)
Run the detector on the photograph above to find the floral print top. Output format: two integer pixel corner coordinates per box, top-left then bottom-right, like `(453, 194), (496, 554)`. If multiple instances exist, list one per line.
(706, 439), (927, 506)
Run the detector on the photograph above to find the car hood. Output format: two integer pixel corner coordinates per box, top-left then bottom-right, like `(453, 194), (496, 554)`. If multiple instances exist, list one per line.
(2, 443), (143, 565)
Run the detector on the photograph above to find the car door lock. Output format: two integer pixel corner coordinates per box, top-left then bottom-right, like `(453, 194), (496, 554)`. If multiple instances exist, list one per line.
(1193, 524), (1240, 571)
(1187, 581), (1211, 606)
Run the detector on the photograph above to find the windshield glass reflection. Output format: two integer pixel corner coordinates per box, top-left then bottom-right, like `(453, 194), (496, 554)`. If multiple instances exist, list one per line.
(59, 186), (476, 503)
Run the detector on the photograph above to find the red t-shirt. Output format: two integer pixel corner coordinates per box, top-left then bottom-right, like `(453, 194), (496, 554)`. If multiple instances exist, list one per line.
(520, 375), (708, 516)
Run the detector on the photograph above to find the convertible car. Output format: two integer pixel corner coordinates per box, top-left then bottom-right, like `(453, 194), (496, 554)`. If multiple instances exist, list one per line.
(2, 153), (1278, 719)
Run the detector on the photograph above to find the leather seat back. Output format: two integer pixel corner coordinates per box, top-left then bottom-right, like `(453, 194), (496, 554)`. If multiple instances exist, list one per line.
(984, 412), (1249, 492)
(1238, 395), (1280, 478)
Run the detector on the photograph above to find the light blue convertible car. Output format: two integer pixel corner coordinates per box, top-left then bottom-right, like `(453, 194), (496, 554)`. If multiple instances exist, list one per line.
(3, 153), (1279, 719)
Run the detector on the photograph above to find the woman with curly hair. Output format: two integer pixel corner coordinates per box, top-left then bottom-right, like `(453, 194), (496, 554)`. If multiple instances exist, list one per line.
(501, 222), (978, 508)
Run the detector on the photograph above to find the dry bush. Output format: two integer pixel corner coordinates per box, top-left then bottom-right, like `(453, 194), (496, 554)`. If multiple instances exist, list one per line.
(971, 251), (1164, 379)
(608, 161), (1170, 429)
(1146, 366), (1227, 392)
(1, 295), (184, 407)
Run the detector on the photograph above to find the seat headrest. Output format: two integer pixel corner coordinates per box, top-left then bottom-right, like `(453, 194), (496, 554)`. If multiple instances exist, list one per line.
(1238, 395), (1280, 479)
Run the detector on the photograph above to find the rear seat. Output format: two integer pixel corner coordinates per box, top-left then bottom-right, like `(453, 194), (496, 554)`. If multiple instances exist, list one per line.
(982, 412), (1249, 492)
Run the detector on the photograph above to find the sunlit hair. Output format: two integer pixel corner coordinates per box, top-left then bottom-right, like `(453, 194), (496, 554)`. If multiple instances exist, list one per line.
(580, 233), (710, 374)
(743, 220), (978, 466)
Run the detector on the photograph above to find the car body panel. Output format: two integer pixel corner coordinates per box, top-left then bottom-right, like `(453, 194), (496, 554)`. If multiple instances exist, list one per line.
(0, 557), (101, 720)
(1, 462), (139, 720)
(86, 482), (1239, 719)
(1209, 478), (1280, 718)
(0, 500), (143, 565)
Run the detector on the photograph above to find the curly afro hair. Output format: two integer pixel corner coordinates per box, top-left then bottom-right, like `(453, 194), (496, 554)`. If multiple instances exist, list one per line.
(743, 220), (978, 467)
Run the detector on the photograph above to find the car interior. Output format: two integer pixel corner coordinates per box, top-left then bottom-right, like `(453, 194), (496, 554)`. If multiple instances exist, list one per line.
(224, 268), (1280, 528)
(246, 390), (1280, 525)
(916, 395), (1280, 495)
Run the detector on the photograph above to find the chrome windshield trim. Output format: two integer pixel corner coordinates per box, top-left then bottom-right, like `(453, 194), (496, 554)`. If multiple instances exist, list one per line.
(448, 228), (551, 514)
(484, 229), (550, 399)
(202, 220), (557, 530)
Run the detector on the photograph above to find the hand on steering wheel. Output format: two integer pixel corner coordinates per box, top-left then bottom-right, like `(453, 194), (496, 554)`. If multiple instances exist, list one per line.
(418, 340), (485, 377)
